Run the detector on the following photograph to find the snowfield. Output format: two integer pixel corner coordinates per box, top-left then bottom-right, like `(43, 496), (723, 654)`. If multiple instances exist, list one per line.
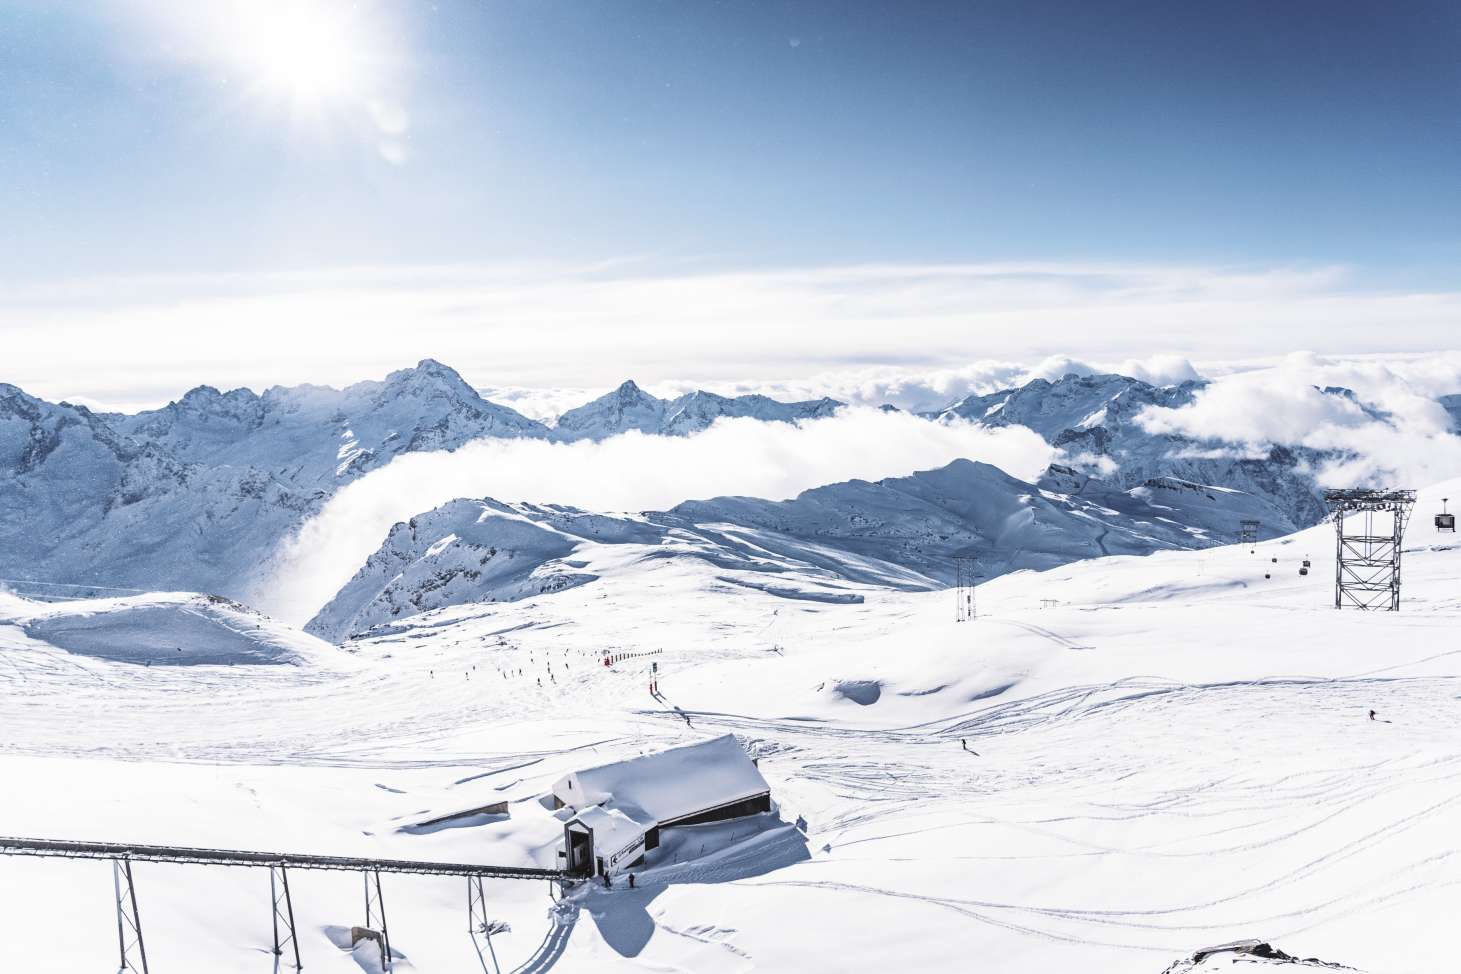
(1, 591), (344, 667)
(1, 480), (1459, 972)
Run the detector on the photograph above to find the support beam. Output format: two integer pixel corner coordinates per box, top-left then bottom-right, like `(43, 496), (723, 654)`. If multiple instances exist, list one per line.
(468, 876), (503, 974)
(270, 865), (302, 970)
(364, 869), (392, 971)
(113, 859), (150, 974)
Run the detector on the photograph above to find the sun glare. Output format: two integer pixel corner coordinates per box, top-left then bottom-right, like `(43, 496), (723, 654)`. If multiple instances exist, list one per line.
(232, 3), (363, 106)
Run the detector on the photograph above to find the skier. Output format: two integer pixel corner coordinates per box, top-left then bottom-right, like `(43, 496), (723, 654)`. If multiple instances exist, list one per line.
(628, 873), (636, 889)
(1369, 709), (1377, 721)
(602, 872), (612, 889)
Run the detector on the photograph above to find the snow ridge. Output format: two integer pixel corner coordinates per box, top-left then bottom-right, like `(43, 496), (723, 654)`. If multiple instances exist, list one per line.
(306, 458), (1294, 641)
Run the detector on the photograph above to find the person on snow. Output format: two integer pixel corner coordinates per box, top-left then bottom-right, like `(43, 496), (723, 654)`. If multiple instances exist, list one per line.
(1369, 709), (1377, 721)
(628, 873), (636, 889)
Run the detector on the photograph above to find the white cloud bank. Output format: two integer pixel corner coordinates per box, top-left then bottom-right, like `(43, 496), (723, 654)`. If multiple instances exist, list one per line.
(640, 353), (1207, 415)
(255, 408), (1054, 624)
(6, 258), (1461, 411)
(1135, 351), (1461, 489)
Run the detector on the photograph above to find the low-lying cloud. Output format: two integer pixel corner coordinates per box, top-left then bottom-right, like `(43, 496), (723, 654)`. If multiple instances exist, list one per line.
(658, 353), (1207, 415)
(481, 354), (1206, 420)
(255, 408), (1054, 624)
(1135, 351), (1461, 489)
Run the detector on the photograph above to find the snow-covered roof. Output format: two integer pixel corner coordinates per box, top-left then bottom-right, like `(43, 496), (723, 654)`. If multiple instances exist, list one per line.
(553, 735), (769, 826)
(567, 804), (651, 864)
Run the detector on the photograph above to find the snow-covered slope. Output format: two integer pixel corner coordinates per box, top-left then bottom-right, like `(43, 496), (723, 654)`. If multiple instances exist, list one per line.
(0, 591), (341, 666)
(4, 480), (1460, 973)
(307, 459), (1295, 641)
(935, 372), (1334, 526)
(552, 379), (841, 440)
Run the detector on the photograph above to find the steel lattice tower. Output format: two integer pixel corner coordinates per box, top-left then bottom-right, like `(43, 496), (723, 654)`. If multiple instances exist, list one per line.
(1238, 519), (1260, 546)
(1322, 488), (1416, 611)
(954, 556), (977, 622)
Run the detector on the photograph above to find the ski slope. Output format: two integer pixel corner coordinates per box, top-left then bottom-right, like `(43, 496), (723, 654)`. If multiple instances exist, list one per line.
(0, 482), (1458, 972)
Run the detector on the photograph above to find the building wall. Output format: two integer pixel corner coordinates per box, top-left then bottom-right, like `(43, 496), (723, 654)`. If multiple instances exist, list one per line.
(660, 792), (771, 829)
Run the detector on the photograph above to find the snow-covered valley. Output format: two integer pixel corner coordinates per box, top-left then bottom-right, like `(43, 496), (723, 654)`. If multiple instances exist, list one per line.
(2, 473), (1458, 972)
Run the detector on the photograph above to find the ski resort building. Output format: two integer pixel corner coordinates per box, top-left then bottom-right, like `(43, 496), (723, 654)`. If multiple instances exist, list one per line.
(555, 735), (772, 877)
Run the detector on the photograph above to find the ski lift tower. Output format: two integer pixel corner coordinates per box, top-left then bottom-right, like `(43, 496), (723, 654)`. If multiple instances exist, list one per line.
(954, 556), (977, 622)
(1238, 520), (1261, 548)
(1322, 488), (1417, 611)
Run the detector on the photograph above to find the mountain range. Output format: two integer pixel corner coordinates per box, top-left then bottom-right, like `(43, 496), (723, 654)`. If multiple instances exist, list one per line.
(932, 372), (1340, 526)
(306, 458), (1295, 642)
(2, 360), (1443, 628)
(0, 361), (839, 600)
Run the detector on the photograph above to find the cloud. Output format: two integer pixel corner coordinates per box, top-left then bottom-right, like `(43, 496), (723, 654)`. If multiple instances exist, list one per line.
(1134, 351), (1461, 490)
(670, 353), (1206, 414)
(253, 408), (1054, 623)
(5, 258), (1461, 410)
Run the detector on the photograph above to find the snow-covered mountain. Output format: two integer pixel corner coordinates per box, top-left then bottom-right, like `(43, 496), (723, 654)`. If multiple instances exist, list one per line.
(307, 458), (1294, 641)
(0, 363), (849, 602)
(552, 379), (842, 440)
(933, 372), (1334, 526)
(109, 358), (547, 486)
(0, 382), (320, 597)
(0, 361), (546, 598)
(6, 360), (1451, 616)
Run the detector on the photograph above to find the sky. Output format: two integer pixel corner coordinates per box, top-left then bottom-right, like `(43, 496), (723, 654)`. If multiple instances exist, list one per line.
(2, 0), (1460, 408)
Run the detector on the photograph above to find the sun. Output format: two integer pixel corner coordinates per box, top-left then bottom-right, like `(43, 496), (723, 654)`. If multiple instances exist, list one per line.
(231, 3), (364, 106)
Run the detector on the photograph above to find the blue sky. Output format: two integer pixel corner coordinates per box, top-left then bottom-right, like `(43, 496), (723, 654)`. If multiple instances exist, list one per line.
(2, 1), (1460, 405)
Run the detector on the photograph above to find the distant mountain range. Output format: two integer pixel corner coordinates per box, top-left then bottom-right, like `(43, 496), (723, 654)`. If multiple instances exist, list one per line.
(1, 359), (1447, 626)
(306, 458), (1296, 642)
(0, 361), (842, 600)
(929, 372), (1341, 526)
(553, 379), (841, 440)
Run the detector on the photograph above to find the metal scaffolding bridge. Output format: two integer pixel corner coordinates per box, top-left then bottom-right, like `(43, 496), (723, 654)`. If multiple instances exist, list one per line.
(0, 835), (565, 878)
(0, 835), (569, 973)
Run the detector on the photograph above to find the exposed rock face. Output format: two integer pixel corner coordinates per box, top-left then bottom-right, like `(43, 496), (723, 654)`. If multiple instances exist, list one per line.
(1160, 938), (1355, 972)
